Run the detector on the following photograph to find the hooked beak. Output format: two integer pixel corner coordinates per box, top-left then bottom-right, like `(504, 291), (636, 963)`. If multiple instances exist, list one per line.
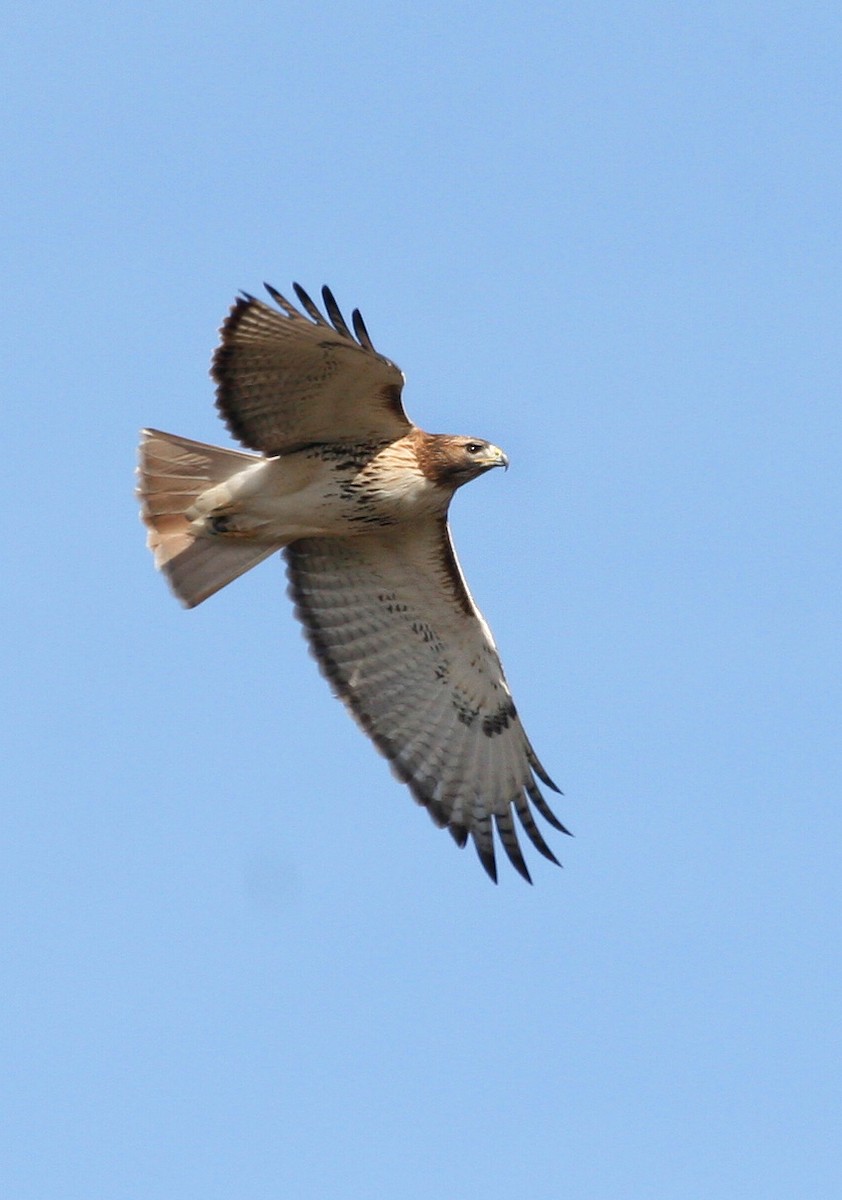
(486, 444), (509, 471)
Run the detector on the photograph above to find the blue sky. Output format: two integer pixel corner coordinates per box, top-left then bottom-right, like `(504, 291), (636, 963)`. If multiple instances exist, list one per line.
(3, 3), (842, 1197)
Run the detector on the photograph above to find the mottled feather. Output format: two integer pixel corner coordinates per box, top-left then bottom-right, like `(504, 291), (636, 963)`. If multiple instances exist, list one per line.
(212, 285), (408, 455)
(284, 517), (564, 883)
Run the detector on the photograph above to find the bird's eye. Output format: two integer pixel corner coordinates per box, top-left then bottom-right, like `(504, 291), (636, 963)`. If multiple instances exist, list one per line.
(465, 441), (483, 454)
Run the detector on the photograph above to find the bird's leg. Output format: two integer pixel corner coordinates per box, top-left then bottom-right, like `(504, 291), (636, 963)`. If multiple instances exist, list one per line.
(190, 506), (262, 539)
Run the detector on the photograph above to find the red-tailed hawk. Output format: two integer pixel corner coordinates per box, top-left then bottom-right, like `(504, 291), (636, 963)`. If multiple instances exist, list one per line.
(137, 283), (568, 882)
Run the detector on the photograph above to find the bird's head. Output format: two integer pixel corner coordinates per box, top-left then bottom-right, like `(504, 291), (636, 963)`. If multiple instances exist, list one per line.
(416, 433), (509, 490)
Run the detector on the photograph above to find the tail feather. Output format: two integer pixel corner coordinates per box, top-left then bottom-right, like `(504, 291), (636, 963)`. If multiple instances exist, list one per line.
(137, 429), (280, 608)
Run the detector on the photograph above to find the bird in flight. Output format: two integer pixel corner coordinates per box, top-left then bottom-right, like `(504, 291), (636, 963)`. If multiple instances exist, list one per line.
(137, 282), (568, 881)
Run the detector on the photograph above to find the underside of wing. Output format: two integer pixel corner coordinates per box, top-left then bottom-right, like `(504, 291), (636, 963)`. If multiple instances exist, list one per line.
(212, 284), (411, 455)
(284, 518), (568, 883)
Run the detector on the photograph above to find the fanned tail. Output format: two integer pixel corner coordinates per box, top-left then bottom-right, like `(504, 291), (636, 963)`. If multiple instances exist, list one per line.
(137, 429), (279, 608)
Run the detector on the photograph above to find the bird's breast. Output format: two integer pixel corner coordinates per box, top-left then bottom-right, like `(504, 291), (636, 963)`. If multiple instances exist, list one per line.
(327, 442), (450, 527)
(190, 440), (449, 543)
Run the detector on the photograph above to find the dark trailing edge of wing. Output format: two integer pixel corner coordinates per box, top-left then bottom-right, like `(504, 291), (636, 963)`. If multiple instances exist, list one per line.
(285, 544), (567, 884)
(286, 540), (570, 888)
(212, 295), (259, 448)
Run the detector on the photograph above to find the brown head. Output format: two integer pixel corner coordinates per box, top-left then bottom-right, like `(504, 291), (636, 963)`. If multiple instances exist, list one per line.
(412, 430), (509, 490)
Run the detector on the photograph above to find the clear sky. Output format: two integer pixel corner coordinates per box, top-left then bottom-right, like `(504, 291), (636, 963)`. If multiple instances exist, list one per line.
(3, 3), (841, 1197)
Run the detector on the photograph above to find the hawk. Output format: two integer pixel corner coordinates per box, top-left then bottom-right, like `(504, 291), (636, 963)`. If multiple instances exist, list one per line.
(137, 283), (568, 881)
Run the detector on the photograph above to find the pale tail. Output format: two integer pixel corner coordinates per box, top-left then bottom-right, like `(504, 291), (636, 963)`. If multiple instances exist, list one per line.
(137, 429), (280, 608)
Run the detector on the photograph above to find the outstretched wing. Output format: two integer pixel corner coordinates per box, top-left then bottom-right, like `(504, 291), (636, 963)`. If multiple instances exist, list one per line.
(212, 284), (410, 455)
(285, 518), (567, 882)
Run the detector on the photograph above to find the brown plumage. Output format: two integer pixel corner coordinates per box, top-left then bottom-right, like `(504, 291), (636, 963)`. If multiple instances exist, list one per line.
(137, 283), (568, 882)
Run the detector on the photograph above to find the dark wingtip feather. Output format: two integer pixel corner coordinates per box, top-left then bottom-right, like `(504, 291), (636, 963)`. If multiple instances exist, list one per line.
(321, 285), (353, 339)
(352, 307), (375, 351)
(263, 281), (285, 306)
(529, 749), (563, 795)
(292, 282), (328, 325)
(494, 812), (533, 884)
(526, 780), (570, 835)
(448, 822), (469, 848)
(472, 830), (498, 884)
(264, 282), (312, 321)
(514, 796), (562, 866)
